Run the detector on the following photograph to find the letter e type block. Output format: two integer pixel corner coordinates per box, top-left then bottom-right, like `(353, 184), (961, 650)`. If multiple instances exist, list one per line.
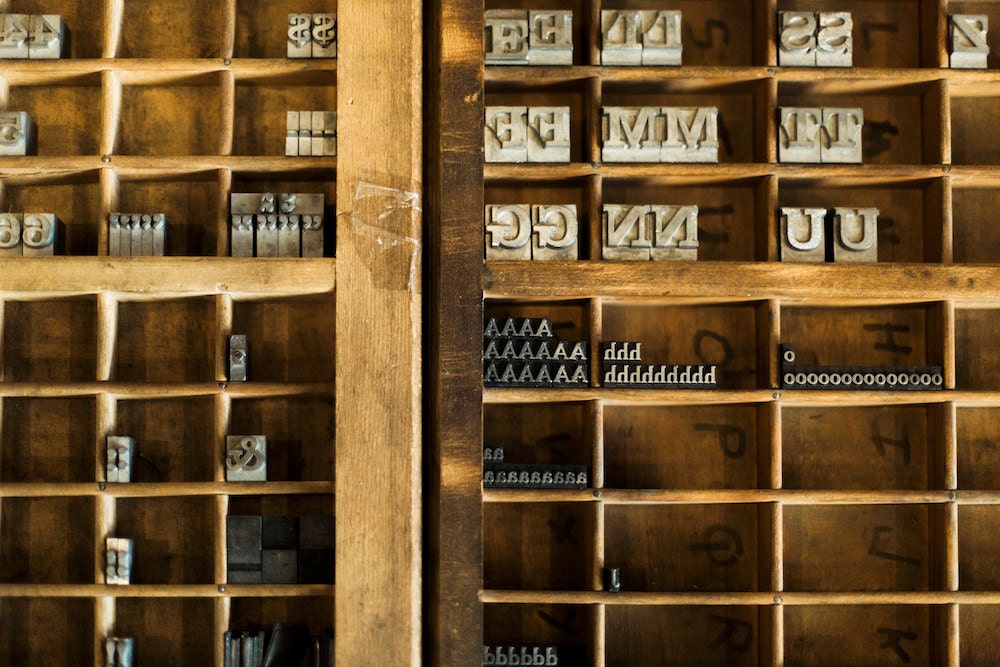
(778, 107), (822, 163)
(601, 10), (642, 65)
(0, 213), (21, 256)
(528, 10), (572, 65)
(601, 106), (660, 162)
(640, 10), (682, 65)
(832, 207), (878, 262)
(778, 12), (817, 66)
(821, 107), (863, 163)
(226, 435), (267, 482)
(485, 204), (531, 259)
(603, 204), (652, 260)
(780, 207), (826, 262)
(0, 111), (35, 156)
(287, 14), (313, 58)
(532, 204), (578, 259)
(527, 107), (570, 162)
(485, 10), (529, 64)
(950, 15), (989, 69)
(816, 12), (852, 67)
(485, 106), (528, 163)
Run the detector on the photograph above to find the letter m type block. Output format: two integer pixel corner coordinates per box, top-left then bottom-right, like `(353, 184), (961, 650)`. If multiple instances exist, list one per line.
(661, 107), (718, 163)
(601, 106), (660, 162)
(950, 15), (989, 69)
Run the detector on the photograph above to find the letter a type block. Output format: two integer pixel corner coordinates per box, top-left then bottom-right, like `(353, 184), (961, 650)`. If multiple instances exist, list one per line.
(485, 10), (529, 64)
(778, 107), (822, 163)
(485, 106), (528, 163)
(950, 15), (989, 69)
(780, 207), (826, 262)
(832, 207), (878, 262)
(485, 204), (532, 259)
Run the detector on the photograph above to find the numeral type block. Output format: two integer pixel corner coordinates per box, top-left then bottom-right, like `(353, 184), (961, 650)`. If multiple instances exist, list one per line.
(105, 637), (135, 667)
(601, 106), (718, 163)
(106, 436), (135, 484)
(485, 106), (528, 162)
(229, 334), (248, 382)
(778, 11), (852, 67)
(485, 10), (529, 63)
(105, 538), (133, 585)
(832, 207), (878, 262)
(28, 15), (64, 59)
(528, 10), (573, 65)
(950, 14), (989, 69)
(0, 111), (35, 155)
(600, 10), (682, 65)
(286, 111), (336, 157)
(780, 207), (826, 262)
(0, 15), (29, 59)
(602, 204), (699, 260)
(287, 14), (313, 58)
(778, 107), (862, 163)
(526, 107), (570, 162)
(311, 13), (337, 58)
(225, 435), (267, 482)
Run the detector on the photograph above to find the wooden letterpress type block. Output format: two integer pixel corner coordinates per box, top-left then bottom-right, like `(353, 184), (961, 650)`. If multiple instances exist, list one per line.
(532, 204), (578, 260)
(277, 214), (301, 257)
(28, 15), (64, 59)
(106, 436), (134, 483)
(527, 106), (570, 162)
(778, 107), (822, 163)
(649, 205), (698, 260)
(485, 106), (528, 163)
(262, 550), (298, 584)
(287, 192), (325, 215)
(485, 10), (529, 64)
(297, 111), (313, 157)
(821, 107), (863, 163)
(311, 13), (337, 58)
(816, 12), (852, 67)
(286, 111), (301, 156)
(485, 204), (532, 259)
(255, 214), (279, 257)
(0, 111), (35, 155)
(230, 193), (266, 215)
(778, 11), (817, 66)
(604, 566), (621, 592)
(301, 215), (324, 257)
(299, 515), (334, 550)
(230, 215), (254, 257)
(262, 516), (298, 549)
(226, 435), (267, 482)
(0, 15), (29, 59)
(227, 569), (262, 584)
(601, 10), (642, 65)
(528, 10), (572, 65)
(229, 334), (248, 382)
(660, 107), (718, 163)
(832, 207), (878, 263)
(640, 10), (682, 66)
(602, 204), (652, 260)
(287, 14), (313, 58)
(0, 213), (22, 256)
(297, 549), (334, 584)
(601, 106), (660, 162)
(226, 515), (262, 561)
(950, 15), (989, 69)
(127, 215), (143, 257)
(780, 207), (826, 262)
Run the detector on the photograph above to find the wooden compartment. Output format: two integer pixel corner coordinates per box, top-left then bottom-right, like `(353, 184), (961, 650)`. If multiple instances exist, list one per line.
(783, 605), (938, 666)
(959, 604), (1000, 665)
(0, 497), (94, 583)
(229, 596), (335, 632)
(956, 407), (1000, 490)
(783, 505), (934, 591)
(601, 301), (764, 389)
(2, 297), (97, 382)
(114, 398), (217, 483)
(231, 297), (336, 383)
(5, 74), (102, 156)
(115, 298), (216, 383)
(777, 177), (947, 263)
(954, 307), (1000, 390)
(952, 186), (1000, 263)
(229, 398), (335, 482)
(949, 86), (1000, 165)
(11, 0), (106, 58)
(483, 402), (593, 469)
(234, 1), (339, 58)
(1, 397), (96, 483)
(602, 79), (767, 164)
(781, 405), (943, 490)
(227, 494), (334, 518)
(114, 598), (216, 666)
(0, 173), (102, 255)
(115, 496), (217, 584)
(602, 176), (769, 261)
(958, 505), (1000, 590)
(233, 72), (338, 157)
(116, 76), (225, 156)
(604, 404), (766, 489)
(947, 3), (1000, 69)
(776, 81), (943, 165)
(483, 603), (594, 665)
(119, 0), (228, 59)
(485, 177), (593, 258)
(483, 502), (595, 590)
(116, 173), (224, 256)
(605, 605), (761, 666)
(0, 598), (94, 666)
(604, 504), (761, 592)
(487, 79), (593, 164)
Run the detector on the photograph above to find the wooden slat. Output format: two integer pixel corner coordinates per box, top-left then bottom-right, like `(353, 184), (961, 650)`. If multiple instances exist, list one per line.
(483, 590), (1000, 605)
(0, 156), (335, 176)
(0, 59), (336, 84)
(0, 482), (334, 498)
(0, 584), (333, 598)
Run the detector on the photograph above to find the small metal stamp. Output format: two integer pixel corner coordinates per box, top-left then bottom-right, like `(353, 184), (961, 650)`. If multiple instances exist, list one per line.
(106, 436), (135, 483)
(228, 335), (248, 382)
(311, 13), (337, 58)
(28, 15), (64, 59)
(105, 637), (135, 667)
(0, 111), (35, 155)
(225, 435), (267, 482)
(640, 10), (682, 65)
(287, 14), (313, 58)
(105, 537), (134, 585)
(277, 214), (301, 257)
(485, 106), (528, 163)
(526, 106), (570, 163)
(151, 214), (165, 256)
(603, 566), (621, 592)
(527, 10), (572, 65)
(230, 215), (254, 257)
(0, 15), (30, 59)
(0, 213), (22, 256)
(255, 214), (279, 257)
(950, 14), (989, 69)
(532, 204), (578, 260)
(484, 9), (529, 64)
(601, 9), (642, 65)
(485, 204), (532, 260)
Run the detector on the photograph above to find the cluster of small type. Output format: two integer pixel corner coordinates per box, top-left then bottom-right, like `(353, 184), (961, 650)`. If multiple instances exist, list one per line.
(230, 192), (325, 257)
(108, 213), (166, 256)
(780, 343), (944, 391)
(0, 212), (59, 256)
(780, 207), (879, 263)
(483, 317), (589, 387)
(482, 442), (588, 489)
(0, 15), (64, 59)
(483, 645), (562, 666)
(286, 111), (336, 157)
(602, 341), (717, 388)
(286, 13), (336, 58)
(226, 515), (334, 585)
(224, 625), (333, 667)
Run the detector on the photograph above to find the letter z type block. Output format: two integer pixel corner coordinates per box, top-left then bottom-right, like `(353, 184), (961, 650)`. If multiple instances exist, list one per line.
(485, 10), (529, 64)
(950, 15), (989, 69)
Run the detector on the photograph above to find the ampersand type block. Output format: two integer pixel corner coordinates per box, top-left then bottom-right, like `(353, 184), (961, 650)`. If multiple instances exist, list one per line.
(485, 106), (528, 162)
(311, 13), (337, 58)
(526, 106), (570, 162)
(105, 637), (135, 667)
(528, 10), (573, 64)
(225, 435), (267, 482)
(287, 14), (313, 58)
(0, 111), (35, 155)
(831, 207), (878, 262)
(950, 14), (989, 69)
(105, 537), (134, 585)
(27, 15), (64, 59)
(0, 15), (29, 59)
(778, 11), (852, 67)
(106, 436), (135, 483)
(485, 10), (529, 63)
(602, 204), (699, 260)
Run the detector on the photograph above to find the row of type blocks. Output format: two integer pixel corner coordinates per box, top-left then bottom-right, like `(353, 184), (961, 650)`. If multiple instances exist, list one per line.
(781, 207), (878, 262)
(286, 111), (336, 157)
(0, 15), (64, 59)
(105, 537), (133, 585)
(483, 316), (590, 387)
(0, 213), (60, 256)
(779, 107), (863, 163)
(226, 515), (334, 584)
(105, 637), (134, 667)
(483, 646), (563, 665)
(230, 192), (325, 257)
(601, 341), (718, 388)
(483, 442), (589, 489)
(0, 112), (36, 155)
(780, 343), (944, 390)
(602, 204), (698, 260)
(778, 12), (853, 67)
(485, 204), (578, 259)
(286, 13), (336, 58)
(108, 214), (166, 256)
(106, 434), (269, 482)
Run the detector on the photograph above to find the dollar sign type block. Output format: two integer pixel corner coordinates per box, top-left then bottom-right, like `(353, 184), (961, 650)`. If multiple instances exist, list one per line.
(226, 435), (267, 482)
(312, 13), (336, 58)
(0, 111), (35, 155)
(0, 213), (22, 256)
(0, 15), (30, 59)
(105, 538), (133, 585)
(287, 14), (313, 58)
(28, 15), (64, 59)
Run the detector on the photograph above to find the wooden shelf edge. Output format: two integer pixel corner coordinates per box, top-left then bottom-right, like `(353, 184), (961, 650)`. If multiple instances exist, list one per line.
(480, 590), (1000, 605)
(0, 382), (334, 398)
(1, 58), (336, 83)
(0, 481), (334, 498)
(0, 584), (334, 598)
(0, 156), (336, 176)
(484, 489), (962, 505)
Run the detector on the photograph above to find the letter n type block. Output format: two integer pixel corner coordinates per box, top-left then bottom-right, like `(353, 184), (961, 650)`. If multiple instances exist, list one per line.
(601, 106), (660, 162)
(602, 205), (652, 260)
(485, 10), (529, 64)
(650, 205), (698, 260)
(0, 15), (29, 59)
(778, 12), (817, 66)
(778, 107), (822, 163)
(28, 15), (64, 59)
(0, 213), (22, 256)
(661, 107), (718, 163)
(601, 10), (642, 65)
(485, 106), (528, 162)
(532, 205), (578, 259)
(640, 10), (682, 66)
(527, 107), (570, 162)
(832, 207), (878, 262)
(821, 107), (863, 163)
(0, 111), (35, 155)
(287, 14), (313, 58)
(816, 12), (852, 67)
(780, 207), (826, 262)
(950, 15), (989, 69)
(311, 13), (337, 58)
(485, 204), (531, 259)
(528, 11), (572, 65)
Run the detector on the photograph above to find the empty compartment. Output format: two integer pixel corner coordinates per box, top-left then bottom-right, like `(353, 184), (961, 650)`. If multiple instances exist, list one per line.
(233, 71), (337, 156)
(231, 297), (335, 383)
(1, 397), (96, 483)
(782, 405), (944, 490)
(115, 496), (216, 584)
(483, 502), (595, 590)
(604, 504), (761, 592)
(952, 186), (1000, 262)
(235, 0), (339, 58)
(116, 174), (223, 256)
(606, 605), (761, 666)
(0, 173), (101, 255)
(960, 604), (1000, 666)
(0, 497), (95, 583)
(604, 404), (765, 489)
(0, 598), (94, 666)
(778, 177), (947, 263)
(114, 398), (217, 482)
(3, 297), (97, 381)
(958, 505), (1000, 590)
(116, 75), (223, 155)
(119, 0), (227, 58)
(114, 598), (215, 666)
(951, 89), (1000, 165)
(955, 308), (1000, 390)
(487, 80), (593, 163)
(601, 301), (763, 389)
(12, 0), (106, 58)
(957, 407), (1000, 489)
(485, 177), (592, 259)
(783, 505), (935, 591)
(784, 605), (940, 666)
(229, 596), (334, 634)
(6, 74), (102, 155)
(484, 604), (595, 666)
(115, 298), (215, 383)
(229, 398), (335, 482)
(484, 402), (593, 469)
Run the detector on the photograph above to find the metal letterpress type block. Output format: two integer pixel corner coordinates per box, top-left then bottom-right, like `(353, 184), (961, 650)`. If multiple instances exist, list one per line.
(601, 106), (660, 162)
(311, 13), (337, 58)
(288, 192), (324, 215)
(262, 516), (298, 549)
(640, 10), (682, 65)
(485, 106), (528, 162)
(816, 12), (852, 67)
(231, 193), (265, 215)
(601, 10), (642, 65)
(485, 10), (529, 64)
(309, 111), (326, 156)
(106, 435), (135, 483)
(105, 537), (133, 585)
(950, 14), (989, 69)
(255, 214), (279, 257)
(138, 214), (154, 256)
(108, 213), (123, 256)
(21, 213), (57, 256)
(528, 10), (572, 65)
(649, 205), (698, 260)
(105, 636), (135, 667)
(527, 106), (570, 162)
(277, 214), (301, 257)
(532, 204), (578, 260)
(778, 12), (817, 66)
(301, 215), (324, 257)
(28, 15), (64, 59)
(151, 214), (166, 256)
(226, 515), (262, 576)
(286, 111), (301, 156)
(225, 435), (267, 482)
(0, 15), (29, 59)
(0, 111), (35, 155)
(778, 107), (822, 163)
(485, 204), (532, 259)
(604, 567), (621, 592)
(0, 213), (22, 256)
(602, 204), (652, 260)
(832, 207), (878, 263)
(780, 207), (826, 262)
(126, 215), (142, 257)
(230, 215), (254, 257)
(821, 107), (863, 163)
(299, 515), (334, 550)
(661, 107), (718, 163)
(287, 14), (313, 58)
(229, 334), (249, 382)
